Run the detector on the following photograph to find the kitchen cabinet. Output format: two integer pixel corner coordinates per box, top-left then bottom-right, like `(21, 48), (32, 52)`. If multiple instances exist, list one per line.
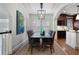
(57, 31), (66, 39)
(66, 30), (76, 48)
(67, 17), (73, 30)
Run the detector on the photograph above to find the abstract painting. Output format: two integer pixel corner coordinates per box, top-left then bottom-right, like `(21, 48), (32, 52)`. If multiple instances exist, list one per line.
(16, 10), (24, 34)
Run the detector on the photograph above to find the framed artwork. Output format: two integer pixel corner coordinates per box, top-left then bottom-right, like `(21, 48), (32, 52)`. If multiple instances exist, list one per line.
(16, 10), (24, 34)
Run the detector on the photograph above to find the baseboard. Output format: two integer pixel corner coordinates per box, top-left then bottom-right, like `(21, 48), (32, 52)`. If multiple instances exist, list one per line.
(12, 40), (28, 54)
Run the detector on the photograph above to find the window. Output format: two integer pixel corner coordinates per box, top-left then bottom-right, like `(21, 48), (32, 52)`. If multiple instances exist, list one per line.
(30, 14), (52, 32)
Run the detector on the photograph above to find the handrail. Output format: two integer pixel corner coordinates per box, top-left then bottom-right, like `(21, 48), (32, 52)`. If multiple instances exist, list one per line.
(0, 30), (12, 34)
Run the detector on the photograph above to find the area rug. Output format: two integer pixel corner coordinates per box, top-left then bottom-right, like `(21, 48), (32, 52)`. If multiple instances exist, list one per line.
(13, 41), (66, 55)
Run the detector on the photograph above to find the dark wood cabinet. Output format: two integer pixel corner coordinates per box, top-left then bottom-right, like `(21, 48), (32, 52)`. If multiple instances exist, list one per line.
(57, 14), (67, 26)
(57, 31), (66, 39)
(57, 20), (67, 26)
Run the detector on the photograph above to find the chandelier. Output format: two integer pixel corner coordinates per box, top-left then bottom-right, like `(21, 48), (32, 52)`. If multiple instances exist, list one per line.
(76, 5), (79, 20)
(37, 3), (46, 20)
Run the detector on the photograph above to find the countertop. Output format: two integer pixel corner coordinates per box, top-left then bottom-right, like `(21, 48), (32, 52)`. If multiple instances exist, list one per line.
(57, 26), (68, 31)
(67, 30), (79, 33)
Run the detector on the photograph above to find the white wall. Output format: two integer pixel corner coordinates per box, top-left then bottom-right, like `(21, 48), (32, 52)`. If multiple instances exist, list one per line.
(7, 4), (29, 52)
(0, 35), (2, 54)
(76, 32), (79, 48)
(0, 3), (30, 54)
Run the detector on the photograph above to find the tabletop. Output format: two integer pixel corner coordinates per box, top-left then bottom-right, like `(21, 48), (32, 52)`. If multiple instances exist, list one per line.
(31, 32), (53, 38)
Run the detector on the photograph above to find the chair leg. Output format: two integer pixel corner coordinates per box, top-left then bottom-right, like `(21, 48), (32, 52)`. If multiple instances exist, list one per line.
(39, 45), (41, 51)
(28, 45), (31, 51)
(41, 43), (43, 48)
(42, 43), (46, 51)
(52, 45), (55, 52)
(31, 46), (33, 54)
(50, 45), (52, 54)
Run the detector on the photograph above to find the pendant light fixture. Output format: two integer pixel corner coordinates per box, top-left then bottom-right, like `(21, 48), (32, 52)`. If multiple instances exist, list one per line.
(76, 5), (79, 20)
(37, 3), (46, 20)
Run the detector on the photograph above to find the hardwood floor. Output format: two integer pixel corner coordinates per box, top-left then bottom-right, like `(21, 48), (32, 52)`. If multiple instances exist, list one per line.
(12, 39), (79, 55)
(57, 38), (79, 55)
(13, 41), (66, 55)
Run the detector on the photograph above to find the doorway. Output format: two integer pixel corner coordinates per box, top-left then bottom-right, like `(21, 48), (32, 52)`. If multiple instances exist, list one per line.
(57, 14), (67, 48)
(0, 19), (9, 55)
(57, 13), (75, 48)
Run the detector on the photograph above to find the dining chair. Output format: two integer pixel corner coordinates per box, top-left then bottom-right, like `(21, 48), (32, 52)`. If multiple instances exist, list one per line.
(30, 38), (40, 54)
(42, 31), (56, 54)
(27, 30), (33, 51)
(49, 30), (53, 36)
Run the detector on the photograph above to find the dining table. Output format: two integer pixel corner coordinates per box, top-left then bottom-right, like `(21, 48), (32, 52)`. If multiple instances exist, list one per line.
(30, 32), (53, 39)
(30, 32), (53, 44)
(30, 31), (55, 54)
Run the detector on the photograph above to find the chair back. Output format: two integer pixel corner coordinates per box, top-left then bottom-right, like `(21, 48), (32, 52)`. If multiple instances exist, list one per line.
(52, 31), (55, 45)
(31, 38), (40, 46)
(42, 31), (55, 45)
(49, 30), (53, 36)
(27, 30), (33, 44)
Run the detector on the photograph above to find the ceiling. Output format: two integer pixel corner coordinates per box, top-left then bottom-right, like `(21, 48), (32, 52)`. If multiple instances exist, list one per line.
(1, 3), (79, 19)
(23, 3), (68, 14)
(29, 3), (53, 13)
(22, 3), (79, 15)
(60, 3), (79, 15)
